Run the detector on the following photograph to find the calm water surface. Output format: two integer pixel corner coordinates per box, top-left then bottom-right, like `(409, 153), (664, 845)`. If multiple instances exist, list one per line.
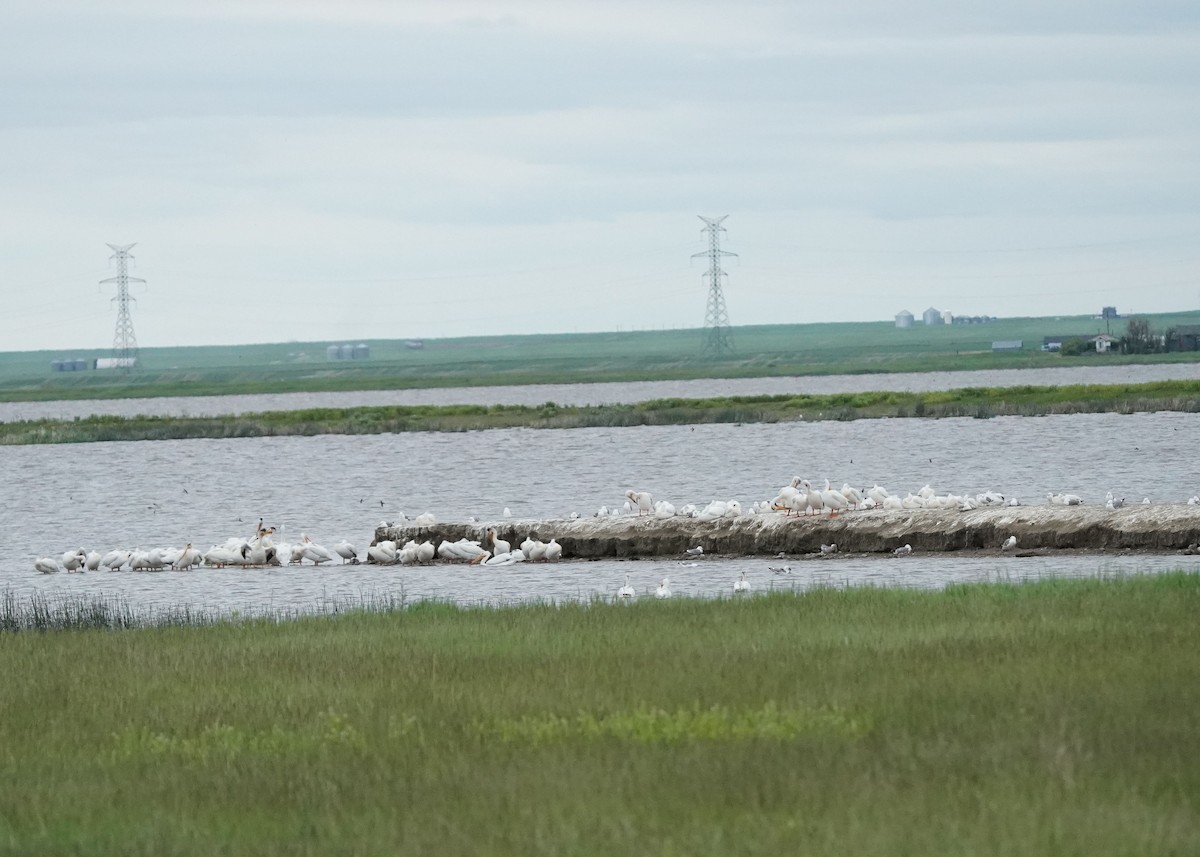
(4, 411), (1198, 613)
(3, 363), (1197, 422)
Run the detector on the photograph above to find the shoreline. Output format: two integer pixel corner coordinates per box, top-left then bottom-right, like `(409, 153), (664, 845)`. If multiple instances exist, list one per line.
(378, 505), (1200, 559)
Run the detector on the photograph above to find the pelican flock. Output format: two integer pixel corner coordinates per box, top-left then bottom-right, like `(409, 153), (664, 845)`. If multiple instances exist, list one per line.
(29, 475), (1200, 581)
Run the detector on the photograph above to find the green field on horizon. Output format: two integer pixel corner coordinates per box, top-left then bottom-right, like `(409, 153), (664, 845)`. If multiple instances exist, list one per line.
(2, 310), (1199, 401)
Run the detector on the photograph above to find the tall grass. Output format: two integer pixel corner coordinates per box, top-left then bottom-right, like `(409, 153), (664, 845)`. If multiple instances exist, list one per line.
(4, 380), (1199, 444)
(0, 573), (1197, 855)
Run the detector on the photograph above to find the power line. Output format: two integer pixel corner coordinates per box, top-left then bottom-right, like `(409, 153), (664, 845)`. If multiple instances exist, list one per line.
(693, 215), (737, 357)
(100, 243), (144, 371)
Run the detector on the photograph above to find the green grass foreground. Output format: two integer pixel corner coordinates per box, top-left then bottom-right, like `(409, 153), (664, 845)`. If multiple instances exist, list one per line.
(1, 574), (1198, 855)
(4, 379), (1200, 444)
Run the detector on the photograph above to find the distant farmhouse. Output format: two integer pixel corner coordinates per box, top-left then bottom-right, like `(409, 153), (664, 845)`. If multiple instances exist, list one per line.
(991, 340), (1023, 352)
(953, 315), (996, 325)
(1168, 325), (1200, 351)
(1042, 334), (1113, 353)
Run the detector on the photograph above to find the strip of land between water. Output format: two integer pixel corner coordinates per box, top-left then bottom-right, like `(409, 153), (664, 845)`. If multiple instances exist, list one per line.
(3, 380), (1199, 444)
(378, 505), (1200, 559)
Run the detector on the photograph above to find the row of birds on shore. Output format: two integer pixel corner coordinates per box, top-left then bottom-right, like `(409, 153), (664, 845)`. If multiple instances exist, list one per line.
(623, 481), (1200, 521)
(33, 523), (565, 575)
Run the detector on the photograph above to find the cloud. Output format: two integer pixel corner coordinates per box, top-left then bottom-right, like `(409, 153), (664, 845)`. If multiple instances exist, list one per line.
(1, 1), (1198, 349)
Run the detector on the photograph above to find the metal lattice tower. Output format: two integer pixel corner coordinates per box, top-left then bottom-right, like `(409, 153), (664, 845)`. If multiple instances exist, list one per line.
(100, 243), (144, 370)
(692, 215), (737, 356)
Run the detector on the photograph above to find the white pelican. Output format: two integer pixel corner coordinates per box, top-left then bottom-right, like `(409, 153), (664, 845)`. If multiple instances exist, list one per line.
(413, 512), (437, 527)
(485, 528), (511, 558)
(544, 538), (563, 562)
(34, 557), (59, 574)
(840, 484), (864, 510)
(368, 541), (398, 564)
(893, 544), (913, 556)
(866, 485), (890, 506)
(484, 552), (518, 566)
(820, 481), (850, 516)
(300, 535), (335, 565)
(626, 490), (654, 516)
(654, 501), (677, 519)
(800, 480), (824, 516)
(333, 541), (359, 564)
(655, 577), (671, 599)
(84, 550), (102, 571)
(1001, 535), (1017, 551)
(240, 541), (270, 567)
(60, 549), (86, 573)
(416, 541), (435, 564)
(527, 540), (547, 562)
(100, 549), (130, 571)
(172, 543), (202, 569)
(694, 500), (728, 521)
(617, 575), (636, 599)
(503, 507), (512, 518)
(733, 571), (750, 593)
(203, 545), (242, 568)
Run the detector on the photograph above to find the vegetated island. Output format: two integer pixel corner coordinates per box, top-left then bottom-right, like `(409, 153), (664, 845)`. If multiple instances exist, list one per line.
(1, 573), (1197, 854)
(2, 380), (1199, 445)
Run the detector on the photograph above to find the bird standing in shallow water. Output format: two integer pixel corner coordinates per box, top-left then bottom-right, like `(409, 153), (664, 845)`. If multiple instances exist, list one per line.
(655, 577), (671, 599)
(733, 571), (750, 593)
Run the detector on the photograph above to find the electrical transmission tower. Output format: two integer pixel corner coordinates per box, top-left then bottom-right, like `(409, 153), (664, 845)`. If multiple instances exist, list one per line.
(692, 215), (737, 356)
(100, 243), (144, 370)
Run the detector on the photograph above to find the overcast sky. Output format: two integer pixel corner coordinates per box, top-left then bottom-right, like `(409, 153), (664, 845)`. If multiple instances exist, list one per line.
(2, 0), (1198, 352)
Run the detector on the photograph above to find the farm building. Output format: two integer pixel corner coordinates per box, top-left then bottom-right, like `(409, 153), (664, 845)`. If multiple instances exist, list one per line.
(894, 310), (914, 329)
(326, 343), (371, 361)
(1167, 325), (1200, 351)
(922, 307), (944, 325)
(1042, 334), (1111, 353)
(991, 340), (1023, 352)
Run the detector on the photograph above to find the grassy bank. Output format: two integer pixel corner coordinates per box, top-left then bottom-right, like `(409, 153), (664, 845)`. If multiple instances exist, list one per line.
(3, 311), (1199, 402)
(0, 574), (1197, 855)
(4, 379), (1200, 444)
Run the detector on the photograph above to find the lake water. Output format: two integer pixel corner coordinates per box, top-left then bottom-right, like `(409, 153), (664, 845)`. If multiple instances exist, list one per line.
(4, 410), (1198, 614)
(3, 363), (1198, 423)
